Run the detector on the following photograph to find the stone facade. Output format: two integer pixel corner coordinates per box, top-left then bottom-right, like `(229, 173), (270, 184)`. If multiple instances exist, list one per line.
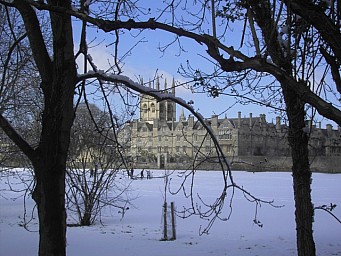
(119, 79), (341, 172)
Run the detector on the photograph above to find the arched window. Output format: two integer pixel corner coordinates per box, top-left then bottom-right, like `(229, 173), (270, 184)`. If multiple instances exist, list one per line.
(143, 103), (148, 113)
(150, 103), (155, 112)
(167, 103), (173, 115)
(167, 104), (172, 112)
(160, 103), (165, 113)
(159, 103), (165, 121)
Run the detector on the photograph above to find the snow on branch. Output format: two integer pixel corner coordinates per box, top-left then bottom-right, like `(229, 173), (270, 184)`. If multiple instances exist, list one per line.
(22, 0), (341, 125)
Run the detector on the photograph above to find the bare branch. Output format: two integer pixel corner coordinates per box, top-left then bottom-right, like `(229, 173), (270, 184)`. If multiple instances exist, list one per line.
(12, 0), (52, 85)
(247, 7), (261, 56)
(0, 32), (27, 96)
(315, 204), (341, 224)
(285, 0), (341, 61)
(0, 113), (36, 161)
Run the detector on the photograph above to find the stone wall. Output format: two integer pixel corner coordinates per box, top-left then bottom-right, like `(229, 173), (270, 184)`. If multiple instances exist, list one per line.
(134, 156), (341, 173)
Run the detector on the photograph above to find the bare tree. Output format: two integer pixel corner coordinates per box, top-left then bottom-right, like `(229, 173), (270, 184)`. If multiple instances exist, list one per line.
(0, 2), (236, 255)
(0, 1), (150, 253)
(66, 159), (133, 226)
(0, 4), (41, 168)
(0, 1), (77, 255)
(78, 2), (338, 256)
(1, 1), (339, 256)
(21, 1), (338, 256)
(66, 103), (133, 226)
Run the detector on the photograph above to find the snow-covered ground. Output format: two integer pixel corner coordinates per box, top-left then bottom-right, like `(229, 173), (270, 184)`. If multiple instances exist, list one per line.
(0, 170), (340, 256)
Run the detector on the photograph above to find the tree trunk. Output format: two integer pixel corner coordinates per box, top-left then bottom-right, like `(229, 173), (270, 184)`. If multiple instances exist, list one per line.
(282, 84), (316, 256)
(32, 74), (75, 256)
(31, 2), (76, 254)
(32, 69), (75, 255)
(32, 163), (67, 256)
(33, 1), (77, 256)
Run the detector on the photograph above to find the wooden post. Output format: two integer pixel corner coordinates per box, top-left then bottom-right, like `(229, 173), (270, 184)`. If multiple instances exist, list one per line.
(162, 202), (168, 240)
(171, 202), (176, 240)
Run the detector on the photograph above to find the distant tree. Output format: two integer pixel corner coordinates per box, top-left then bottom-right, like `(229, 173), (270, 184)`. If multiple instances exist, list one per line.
(66, 103), (133, 226)
(0, 4), (42, 167)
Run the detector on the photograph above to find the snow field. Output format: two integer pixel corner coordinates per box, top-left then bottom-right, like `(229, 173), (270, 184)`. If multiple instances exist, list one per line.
(1, 170), (340, 255)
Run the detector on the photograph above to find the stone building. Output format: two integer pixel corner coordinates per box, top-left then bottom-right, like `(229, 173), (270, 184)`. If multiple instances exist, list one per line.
(119, 78), (341, 172)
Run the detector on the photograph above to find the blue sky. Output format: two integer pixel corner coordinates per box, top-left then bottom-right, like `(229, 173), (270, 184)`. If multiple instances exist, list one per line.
(78, 24), (275, 123)
(73, 1), (338, 129)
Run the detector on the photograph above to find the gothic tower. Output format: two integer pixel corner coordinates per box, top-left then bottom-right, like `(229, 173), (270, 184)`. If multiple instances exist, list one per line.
(140, 77), (176, 123)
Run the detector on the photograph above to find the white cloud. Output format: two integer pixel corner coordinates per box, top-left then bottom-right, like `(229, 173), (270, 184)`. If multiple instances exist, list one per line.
(86, 48), (193, 96)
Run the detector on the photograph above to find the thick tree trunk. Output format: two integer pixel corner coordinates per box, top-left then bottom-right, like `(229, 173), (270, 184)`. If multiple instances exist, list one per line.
(33, 163), (67, 256)
(32, 69), (75, 255)
(29, 2), (76, 254)
(34, 2), (76, 255)
(292, 168), (316, 256)
(282, 84), (316, 256)
(32, 75), (75, 256)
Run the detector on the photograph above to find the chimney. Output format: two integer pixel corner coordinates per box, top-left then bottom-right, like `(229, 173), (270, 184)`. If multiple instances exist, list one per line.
(211, 115), (218, 127)
(238, 111), (241, 128)
(276, 116), (281, 132)
(249, 113), (253, 128)
(259, 114), (266, 129)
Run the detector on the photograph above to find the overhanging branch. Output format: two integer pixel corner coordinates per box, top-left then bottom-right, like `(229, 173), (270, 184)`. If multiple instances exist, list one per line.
(19, 0), (341, 125)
